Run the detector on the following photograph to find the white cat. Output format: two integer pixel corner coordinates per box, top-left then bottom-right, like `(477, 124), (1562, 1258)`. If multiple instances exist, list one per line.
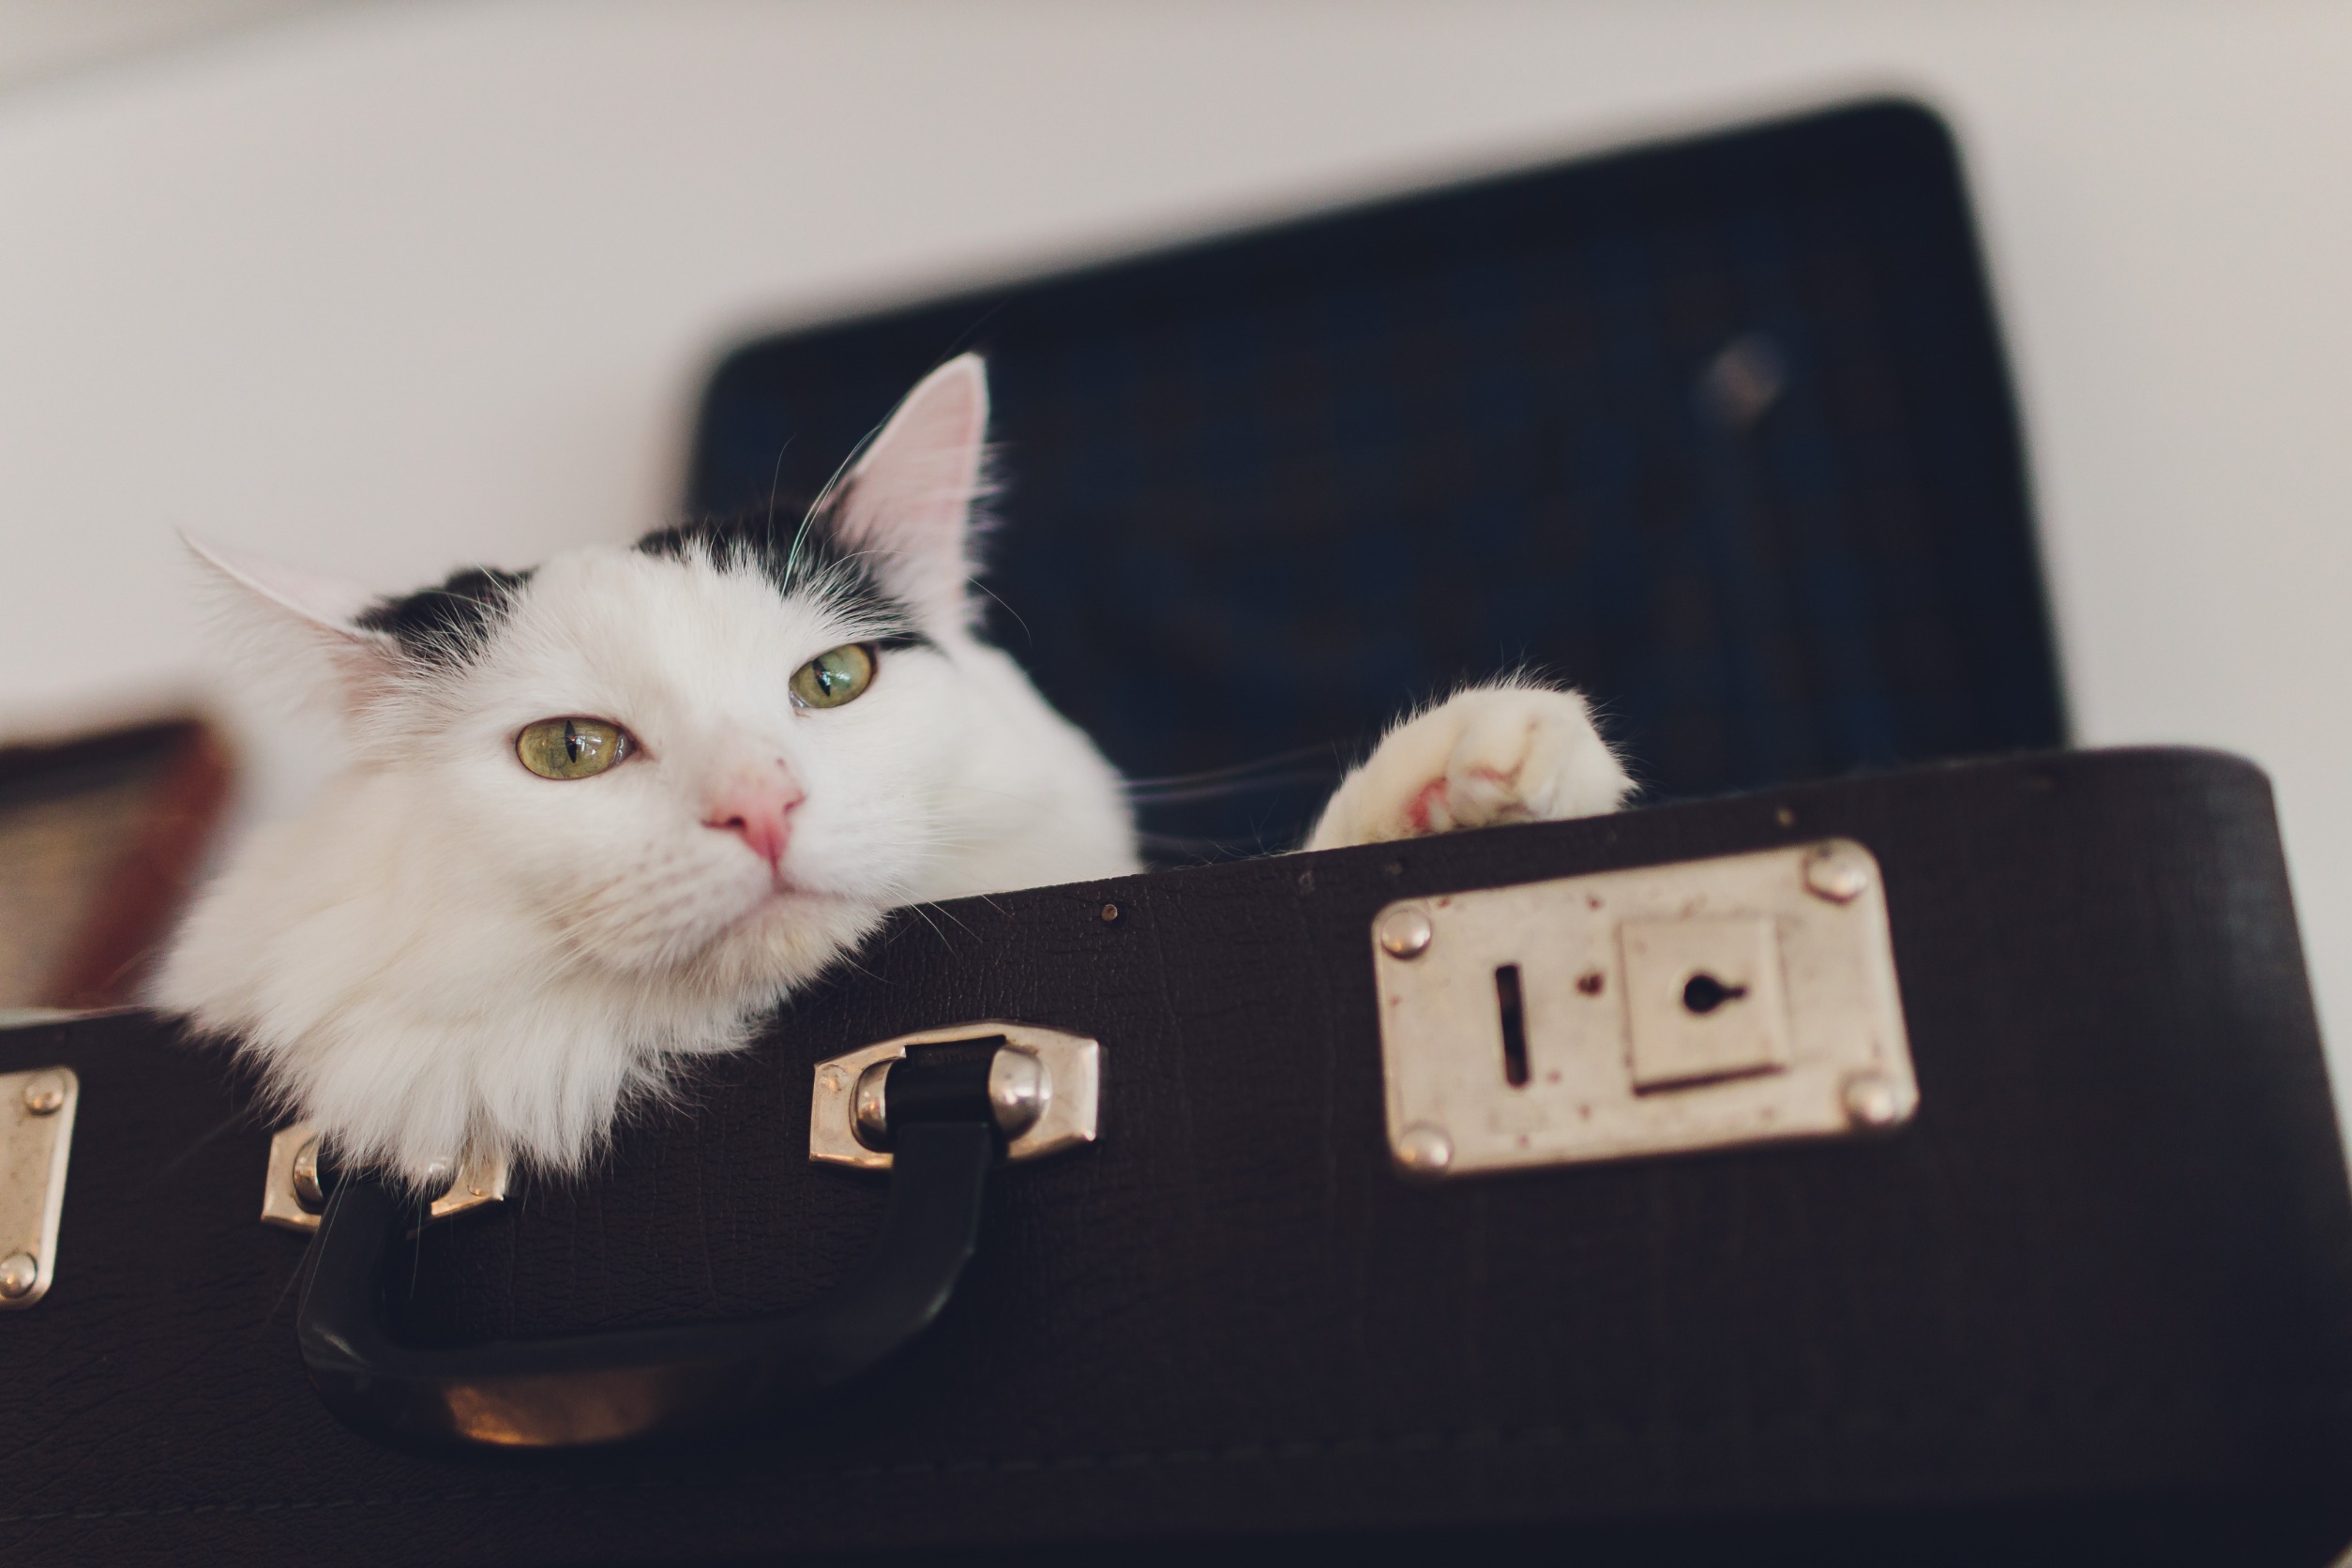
(156, 356), (1630, 1185)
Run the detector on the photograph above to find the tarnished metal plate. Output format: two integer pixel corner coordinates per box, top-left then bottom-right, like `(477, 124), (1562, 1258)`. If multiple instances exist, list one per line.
(0, 1066), (78, 1308)
(1373, 840), (1915, 1179)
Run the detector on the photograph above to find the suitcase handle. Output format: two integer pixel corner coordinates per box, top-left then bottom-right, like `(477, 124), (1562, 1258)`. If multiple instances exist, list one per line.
(294, 1057), (1003, 1450)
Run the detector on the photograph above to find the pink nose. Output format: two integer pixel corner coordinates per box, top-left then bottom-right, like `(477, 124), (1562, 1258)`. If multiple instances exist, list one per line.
(703, 776), (804, 867)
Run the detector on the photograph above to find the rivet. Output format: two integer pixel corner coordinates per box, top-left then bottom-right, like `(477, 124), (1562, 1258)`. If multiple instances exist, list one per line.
(1378, 905), (1434, 959)
(0, 1252), (37, 1299)
(1842, 1072), (1901, 1129)
(988, 1048), (1048, 1138)
(1099, 903), (1120, 923)
(21, 1072), (66, 1116)
(1395, 1123), (1454, 1175)
(1804, 843), (1873, 904)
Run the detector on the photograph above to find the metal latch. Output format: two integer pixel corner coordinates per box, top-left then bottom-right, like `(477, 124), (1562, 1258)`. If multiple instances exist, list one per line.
(0, 1067), (78, 1308)
(260, 1123), (509, 1234)
(809, 1023), (1101, 1170)
(1373, 840), (1915, 1178)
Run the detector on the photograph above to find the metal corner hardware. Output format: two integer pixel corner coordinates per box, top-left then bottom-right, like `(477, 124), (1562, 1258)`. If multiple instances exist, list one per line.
(1373, 839), (1916, 1179)
(261, 1123), (509, 1234)
(810, 1023), (1101, 1171)
(0, 1066), (79, 1308)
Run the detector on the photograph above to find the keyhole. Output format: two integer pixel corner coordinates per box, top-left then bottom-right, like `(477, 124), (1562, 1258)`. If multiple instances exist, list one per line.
(1681, 972), (1749, 1015)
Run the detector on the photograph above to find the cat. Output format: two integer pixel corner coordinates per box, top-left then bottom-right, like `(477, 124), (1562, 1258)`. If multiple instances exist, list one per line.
(155, 355), (1631, 1186)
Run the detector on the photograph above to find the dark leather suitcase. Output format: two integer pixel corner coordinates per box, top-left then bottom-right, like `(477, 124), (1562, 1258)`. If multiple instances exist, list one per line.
(8, 97), (2339, 1566)
(4, 746), (2350, 1564)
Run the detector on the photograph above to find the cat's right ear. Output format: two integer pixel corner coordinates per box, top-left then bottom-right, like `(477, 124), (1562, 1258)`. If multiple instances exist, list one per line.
(834, 354), (991, 628)
(182, 535), (400, 714)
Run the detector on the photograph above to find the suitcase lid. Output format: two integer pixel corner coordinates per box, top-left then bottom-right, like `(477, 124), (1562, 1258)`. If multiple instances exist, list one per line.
(687, 99), (2065, 853)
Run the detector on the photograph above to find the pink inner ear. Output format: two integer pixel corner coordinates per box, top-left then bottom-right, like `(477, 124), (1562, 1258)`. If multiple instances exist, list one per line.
(839, 354), (989, 577)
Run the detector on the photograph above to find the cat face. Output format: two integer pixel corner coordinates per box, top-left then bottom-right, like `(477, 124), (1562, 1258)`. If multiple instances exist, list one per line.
(406, 543), (968, 976)
(192, 355), (1008, 989)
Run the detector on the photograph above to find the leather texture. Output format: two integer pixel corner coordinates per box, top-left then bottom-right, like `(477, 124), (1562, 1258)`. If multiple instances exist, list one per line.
(4, 748), (2350, 1565)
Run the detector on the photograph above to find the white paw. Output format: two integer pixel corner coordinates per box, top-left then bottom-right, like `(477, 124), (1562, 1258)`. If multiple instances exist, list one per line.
(1304, 683), (1631, 851)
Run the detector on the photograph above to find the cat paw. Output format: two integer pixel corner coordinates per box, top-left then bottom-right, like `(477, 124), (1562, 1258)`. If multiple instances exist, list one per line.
(1304, 683), (1631, 851)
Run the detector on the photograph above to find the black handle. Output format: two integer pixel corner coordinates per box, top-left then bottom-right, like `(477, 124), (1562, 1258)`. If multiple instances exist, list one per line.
(295, 1116), (995, 1450)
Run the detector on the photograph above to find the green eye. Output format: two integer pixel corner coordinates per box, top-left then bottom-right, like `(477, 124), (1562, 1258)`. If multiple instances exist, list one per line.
(791, 643), (876, 710)
(517, 717), (631, 779)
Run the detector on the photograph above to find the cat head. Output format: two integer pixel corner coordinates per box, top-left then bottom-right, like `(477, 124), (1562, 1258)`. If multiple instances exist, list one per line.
(187, 354), (1018, 993)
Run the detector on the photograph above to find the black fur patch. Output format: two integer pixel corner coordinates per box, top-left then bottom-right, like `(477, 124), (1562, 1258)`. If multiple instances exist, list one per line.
(354, 565), (535, 667)
(355, 493), (930, 671)
(636, 491), (927, 647)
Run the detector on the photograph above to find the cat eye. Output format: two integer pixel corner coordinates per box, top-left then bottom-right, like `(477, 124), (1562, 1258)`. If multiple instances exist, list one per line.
(516, 717), (633, 780)
(791, 643), (876, 710)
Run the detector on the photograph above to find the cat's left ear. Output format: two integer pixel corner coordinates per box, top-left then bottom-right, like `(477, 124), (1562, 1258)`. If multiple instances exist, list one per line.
(182, 534), (400, 715)
(836, 354), (990, 627)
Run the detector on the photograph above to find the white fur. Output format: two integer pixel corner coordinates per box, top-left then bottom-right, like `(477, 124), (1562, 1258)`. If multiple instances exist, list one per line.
(157, 357), (1137, 1184)
(1304, 680), (1633, 852)
(157, 356), (1629, 1186)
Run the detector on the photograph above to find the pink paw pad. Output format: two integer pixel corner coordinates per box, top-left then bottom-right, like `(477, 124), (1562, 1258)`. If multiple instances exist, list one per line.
(1405, 777), (1449, 835)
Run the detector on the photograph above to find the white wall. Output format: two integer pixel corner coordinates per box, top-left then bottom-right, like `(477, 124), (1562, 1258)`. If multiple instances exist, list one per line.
(3, 0), (2347, 1093)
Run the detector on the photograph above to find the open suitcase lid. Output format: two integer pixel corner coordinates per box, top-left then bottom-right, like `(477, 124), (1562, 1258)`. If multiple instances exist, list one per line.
(688, 98), (2067, 853)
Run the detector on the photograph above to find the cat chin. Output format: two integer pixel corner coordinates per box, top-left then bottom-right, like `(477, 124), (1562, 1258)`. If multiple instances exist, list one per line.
(677, 887), (889, 1002)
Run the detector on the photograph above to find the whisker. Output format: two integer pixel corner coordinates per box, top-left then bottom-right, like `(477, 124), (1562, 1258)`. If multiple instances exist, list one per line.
(1123, 771), (1335, 805)
(1120, 744), (1339, 791)
(902, 903), (956, 951)
(761, 435), (795, 541)
(968, 576), (1032, 643)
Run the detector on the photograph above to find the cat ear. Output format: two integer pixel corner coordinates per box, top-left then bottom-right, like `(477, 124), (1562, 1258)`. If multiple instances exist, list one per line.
(182, 534), (400, 712)
(835, 354), (990, 626)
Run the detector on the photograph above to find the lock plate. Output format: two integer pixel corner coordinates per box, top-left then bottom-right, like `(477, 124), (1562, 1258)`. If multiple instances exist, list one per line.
(1373, 840), (1914, 1178)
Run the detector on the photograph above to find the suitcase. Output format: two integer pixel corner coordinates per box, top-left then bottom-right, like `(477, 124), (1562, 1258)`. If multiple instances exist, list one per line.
(3, 746), (2350, 1564)
(9, 99), (2344, 1565)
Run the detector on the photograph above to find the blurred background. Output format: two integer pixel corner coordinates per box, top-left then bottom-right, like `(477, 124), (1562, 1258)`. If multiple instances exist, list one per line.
(1, 2), (2346, 1107)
